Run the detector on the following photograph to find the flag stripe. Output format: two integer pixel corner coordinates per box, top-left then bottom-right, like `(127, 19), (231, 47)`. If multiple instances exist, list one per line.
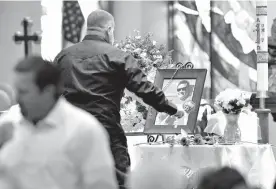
(211, 32), (257, 90)
(176, 1), (210, 56)
(212, 68), (238, 93)
(211, 33), (240, 69)
(173, 0), (257, 98)
(211, 12), (256, 70)
(211, 48), (239, 86)
(173, 2), (212, 99)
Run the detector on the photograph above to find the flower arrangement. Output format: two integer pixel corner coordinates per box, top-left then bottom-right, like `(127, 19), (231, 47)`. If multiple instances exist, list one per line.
(115, 30), (174, 74)
(214, 88), (247, 114)
(165, 129), (223, 146)
(115, 30), (177, 132)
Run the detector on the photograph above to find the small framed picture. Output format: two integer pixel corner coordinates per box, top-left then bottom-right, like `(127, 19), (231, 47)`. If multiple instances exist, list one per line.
(144, 69), (207, 134)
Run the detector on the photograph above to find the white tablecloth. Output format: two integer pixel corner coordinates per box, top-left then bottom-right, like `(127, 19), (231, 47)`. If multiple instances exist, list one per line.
(133, 144), (276, 189)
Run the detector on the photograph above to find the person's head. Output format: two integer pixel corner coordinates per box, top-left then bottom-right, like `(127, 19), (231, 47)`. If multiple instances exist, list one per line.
(86, 9), (115, 45)
(14, 56), (61, 122)
(177, 80), (190, 101)
(198, 167), (247, 189)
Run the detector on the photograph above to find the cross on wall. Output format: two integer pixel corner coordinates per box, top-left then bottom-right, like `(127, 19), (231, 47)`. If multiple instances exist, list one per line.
(13, 17), (41, 57)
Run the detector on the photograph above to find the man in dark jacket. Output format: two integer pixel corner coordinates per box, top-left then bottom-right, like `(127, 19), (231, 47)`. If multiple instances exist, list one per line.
(54, 10), (183, 189)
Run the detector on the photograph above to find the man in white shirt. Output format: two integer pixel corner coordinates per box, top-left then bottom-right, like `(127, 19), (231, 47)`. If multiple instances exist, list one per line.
(0, 56), (118, 189)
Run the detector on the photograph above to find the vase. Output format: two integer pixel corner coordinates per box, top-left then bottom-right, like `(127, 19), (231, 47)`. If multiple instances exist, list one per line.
(223, 113), (241, 144)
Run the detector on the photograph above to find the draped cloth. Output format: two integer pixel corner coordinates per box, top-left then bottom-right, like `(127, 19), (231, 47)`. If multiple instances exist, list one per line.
(204, 111), (261, 143)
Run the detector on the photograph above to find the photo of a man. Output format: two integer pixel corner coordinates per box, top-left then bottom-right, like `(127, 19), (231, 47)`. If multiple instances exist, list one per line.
(177, 80), (192, 101)
(155, 79), (195, 126)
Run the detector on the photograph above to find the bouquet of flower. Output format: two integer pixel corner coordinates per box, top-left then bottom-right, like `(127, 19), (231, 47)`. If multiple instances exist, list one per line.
(215, 88), (247, 114)
(115, 30), (176, 132)
(115, 30), (174, 74)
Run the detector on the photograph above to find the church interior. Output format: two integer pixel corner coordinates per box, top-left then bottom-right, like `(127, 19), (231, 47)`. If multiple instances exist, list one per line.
(1, 1), (276, 189)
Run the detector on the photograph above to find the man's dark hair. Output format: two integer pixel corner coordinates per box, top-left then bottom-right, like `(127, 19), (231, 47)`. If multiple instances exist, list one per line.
(198, 167), (246, 189)
(177, 80), (189, 89)
(14, 56), (62, 96)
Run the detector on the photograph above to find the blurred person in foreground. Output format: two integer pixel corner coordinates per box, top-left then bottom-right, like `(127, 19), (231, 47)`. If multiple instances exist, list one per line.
(0, 56), (118, 189)
(0, 166), (21, 189)
(54, 9), (184, 189)
(127, 159), (186, 189)
(197, 167), (249, 189)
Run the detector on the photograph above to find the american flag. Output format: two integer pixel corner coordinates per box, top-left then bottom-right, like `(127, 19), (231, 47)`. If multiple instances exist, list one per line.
(62, 1), (84, 44)
(172, 0), (257, 99)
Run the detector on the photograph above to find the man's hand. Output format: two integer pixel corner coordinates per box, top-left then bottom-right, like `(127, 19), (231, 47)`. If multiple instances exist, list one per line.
(174, 110), (184, 119)
(183, 100), (195, 114)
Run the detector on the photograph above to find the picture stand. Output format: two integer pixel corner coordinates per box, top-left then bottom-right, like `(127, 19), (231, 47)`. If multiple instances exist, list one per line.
(145, 62), (207, 143)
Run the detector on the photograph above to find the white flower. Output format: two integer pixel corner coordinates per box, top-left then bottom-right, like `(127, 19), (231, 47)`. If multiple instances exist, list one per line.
(128, 100), (137, 112)
(153, 55), (162, 60)
(140, 52), (147, 58)
(156, 55), (162, 59)
(215, 88), (247, 113)
(147, 69), (157, 82)
(134, 48), (142, 54)
(224, 104), (234, 110)
(121, 97), (128, 104)
(117, 30), (174, 132)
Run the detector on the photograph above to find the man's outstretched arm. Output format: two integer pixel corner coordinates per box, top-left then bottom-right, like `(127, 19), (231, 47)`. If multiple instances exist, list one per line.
(123, 54), (181, 116)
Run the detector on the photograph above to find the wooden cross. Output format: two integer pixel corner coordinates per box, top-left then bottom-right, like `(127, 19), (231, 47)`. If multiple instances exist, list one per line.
(13, 17), (41, 57)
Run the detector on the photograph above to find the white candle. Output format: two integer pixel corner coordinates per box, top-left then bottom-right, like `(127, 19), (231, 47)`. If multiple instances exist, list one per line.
(256, 0), (268, 95)
(257, 64), (268, 91)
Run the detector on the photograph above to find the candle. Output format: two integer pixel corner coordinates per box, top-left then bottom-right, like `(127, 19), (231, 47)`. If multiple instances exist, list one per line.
(257, 64), (268, 91)
(256, 0), (268, 97)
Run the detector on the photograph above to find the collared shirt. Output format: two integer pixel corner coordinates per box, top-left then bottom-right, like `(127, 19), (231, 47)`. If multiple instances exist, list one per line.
(0, 98), (118, 189)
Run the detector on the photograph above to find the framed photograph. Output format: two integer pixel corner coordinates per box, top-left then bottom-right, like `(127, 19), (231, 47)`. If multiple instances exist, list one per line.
(144, 69), (207, 134)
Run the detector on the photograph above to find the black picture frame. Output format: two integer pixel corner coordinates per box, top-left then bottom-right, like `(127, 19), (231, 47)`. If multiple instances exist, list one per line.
(144, 69), (207, 134)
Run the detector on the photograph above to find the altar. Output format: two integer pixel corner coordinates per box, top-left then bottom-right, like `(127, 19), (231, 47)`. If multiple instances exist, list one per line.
(132, 144), (276, 189)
